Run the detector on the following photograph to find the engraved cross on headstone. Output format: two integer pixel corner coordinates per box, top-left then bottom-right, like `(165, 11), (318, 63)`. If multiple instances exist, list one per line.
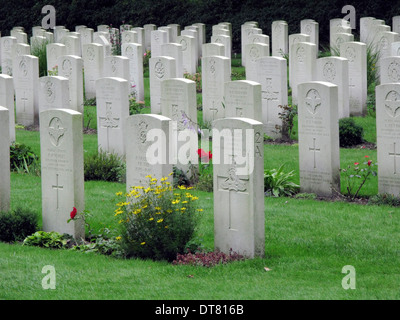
(388, 142), (400, 174)
(305, 89), (321, 115)
(262, 78), (279, 123)
(99, 102), (120, 151)
(217, 154), (249, 230)
(209, 100), (218, 120)
(21, 92), (28, 112)
(52, 173), (63, 210)
(309, 137), (321, 169)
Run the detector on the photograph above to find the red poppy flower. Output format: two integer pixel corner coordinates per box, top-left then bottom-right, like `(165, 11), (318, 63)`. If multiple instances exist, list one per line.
(368, 160), (372, 166)
(365, 155), (370, 158)
(354, 162), (359, 166)
(70, 207), (77, 220)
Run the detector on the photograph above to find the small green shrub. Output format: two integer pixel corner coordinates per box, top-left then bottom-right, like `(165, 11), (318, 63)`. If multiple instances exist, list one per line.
(264, 164), (299, 197)
(84, 149), (125, 182)
(10, 142), (40, 175)
(339, 118), (364, 148)
(0, 207), (38, 242)
(71, 234), (124, 258)
(129, 95), (146, 115)
(368, 193), (400, 207)
(23, 231), (70, 249)
(183, 72), (202, 93)
(31, 38), (49, 77)
(116, 175), (202, 261)
(277, 104), (297, 141)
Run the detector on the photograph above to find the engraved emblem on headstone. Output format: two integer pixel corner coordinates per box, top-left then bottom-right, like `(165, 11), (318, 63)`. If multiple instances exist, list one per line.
(209, 58), (216, 75)
(61, 59), (72, 78)
(87, 46), (95, 61)
(323, 61), (336, 81)
(138, 121), (148, 144)
(296, 46), (305, 63)
(110, 58), (117, 74)
(180, 38), (187, 51)
(384, 90), (400, 118)
(125, 45), (134, 59)
(335, 36), (344, 49)
(380, 36), (388, 49)
(345, 46), (356, 62)
(249, 46), (259, 62)
(19, 58), (28, 77)
(48, 117), (67, 147)
(44, 79), (56, 103)
(388, 62), (400, 82)
(154, 60), (165, 79)
(305, 89), (322, 115)
(304, 24), (312, 35)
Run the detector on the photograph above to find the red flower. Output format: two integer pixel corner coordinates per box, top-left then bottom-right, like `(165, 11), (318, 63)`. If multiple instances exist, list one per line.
(197, 148), (212, 162)
(365, 155), (370, 158)
(70, 207), (77, 220)
(354, 162), (359, 166)
(368, 160), (372, 166)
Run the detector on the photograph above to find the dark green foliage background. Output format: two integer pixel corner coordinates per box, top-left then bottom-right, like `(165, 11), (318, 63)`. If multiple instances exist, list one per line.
(1, 0), (399, 51)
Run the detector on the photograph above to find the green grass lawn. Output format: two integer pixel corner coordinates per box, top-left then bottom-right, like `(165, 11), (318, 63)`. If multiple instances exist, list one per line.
(1, 57), (398, 300)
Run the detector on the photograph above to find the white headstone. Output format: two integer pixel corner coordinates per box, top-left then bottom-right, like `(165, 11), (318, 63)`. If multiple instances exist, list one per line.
(211, 34), (231, 59)
(39, 76), (70, 113)
(125, 114), (172, 190)
(57, 55), (84, 113)
(160, 78), (198, 175)
(149, 56), (176, 114)
(202, 55), (231, 123)
(331, 33), (354, 55)
(212, 117), (265, 258)
(103, 55), (130, 81)
(391, 41), (400, 56)
(0, 75), (16, 143)
(245, 43), (269, 81)
(298, 81), (340, 196)
(12, 43), (30, 86)
(0, 107), (10, 212)
(167, 24), (181, 43)
(121, 43), (144, 101)
(63, 35), (81, 56)
(315, 56), (349, 119)
(376, 83), (400, 195)
(46, 43), (66, 74)
(40, 108), (84, 239)
(340, 41), (367, 116)
(224, 80), (262, 122)
(301, 19), (319, 50)
(80, 28), (94, 48)
(161, 42), (183, 77)
(202, 43), (225, 57)
(241, 25), (262, 66)
(255, 56), (288, 139)
(94, 34), (112, 57)
(289, 42), (317, 105)
(271, 20), (288, 57)
(121, 30), (138, 45)
(379, 56), (400, 84)
(82, 43), (104, 99)
(144, 24), (157, 51)
(360, 17), (375, 44)
(1, 37), (17, 76)
(132, 27), (145, 54)
(96, 77), (129, 156)
(177, 35), (197, 74)
(151, 30), (168, 58)
(15, 55), (39, 126)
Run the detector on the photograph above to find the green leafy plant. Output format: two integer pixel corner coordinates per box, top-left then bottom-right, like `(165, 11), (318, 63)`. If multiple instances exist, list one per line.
(84, 149), (125, 182)
(276, 104), (297, 141)
(31, 38), (49, 77)
(0, 207), (38, 243)
(339, 118), (364, 147)
(368, 193), (400, 206)
(23, 231), (70, 249)
(340, 156), (377, 200)
(10, 142), (40, 175)
(193, 148), (213, 192)
(264, 164), (299, 197)
(116, 175), (203, 261)
(129, 93), (146, 115)
(183, 72), (202, 93)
